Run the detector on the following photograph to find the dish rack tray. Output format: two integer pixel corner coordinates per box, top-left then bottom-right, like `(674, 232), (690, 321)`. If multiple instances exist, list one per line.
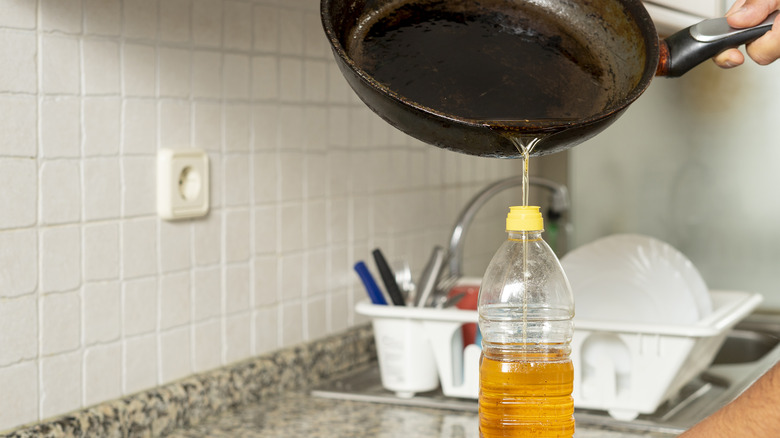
(356, 289), (762, 419)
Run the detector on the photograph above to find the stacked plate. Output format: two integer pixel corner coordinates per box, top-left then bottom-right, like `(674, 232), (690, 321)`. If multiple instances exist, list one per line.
(561, 234), (712, 325)
(560, 234), (764, 419)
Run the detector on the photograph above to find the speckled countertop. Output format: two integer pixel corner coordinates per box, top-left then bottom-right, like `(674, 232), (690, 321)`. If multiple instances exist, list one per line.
(2, 325), (677, 438)
(166, 390), (676, 438)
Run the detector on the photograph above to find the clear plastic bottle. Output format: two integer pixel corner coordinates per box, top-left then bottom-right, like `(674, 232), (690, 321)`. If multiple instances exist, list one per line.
(478, 206), (575, 438)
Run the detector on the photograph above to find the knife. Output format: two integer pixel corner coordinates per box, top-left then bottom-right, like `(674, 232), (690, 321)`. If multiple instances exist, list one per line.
(416, 246), (445, 307)
(372, 248), (406, 306)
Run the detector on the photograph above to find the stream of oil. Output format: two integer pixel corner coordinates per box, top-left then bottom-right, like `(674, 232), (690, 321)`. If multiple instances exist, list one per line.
(512, 136), (540, 348)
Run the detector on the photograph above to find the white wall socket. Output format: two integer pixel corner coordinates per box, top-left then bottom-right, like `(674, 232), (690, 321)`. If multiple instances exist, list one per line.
(157, 148), (210, 220)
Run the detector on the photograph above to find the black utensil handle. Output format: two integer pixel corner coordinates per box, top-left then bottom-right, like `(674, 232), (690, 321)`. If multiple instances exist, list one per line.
(662, 11), (778, 77)
(372, 249), (406, 306)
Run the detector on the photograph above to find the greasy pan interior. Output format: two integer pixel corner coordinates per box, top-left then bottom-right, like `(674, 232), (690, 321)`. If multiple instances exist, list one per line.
(322, 0), (660, 157)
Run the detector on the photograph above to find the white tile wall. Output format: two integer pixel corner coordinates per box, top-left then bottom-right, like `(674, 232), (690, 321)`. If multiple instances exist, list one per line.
(0, 0), (525, 433)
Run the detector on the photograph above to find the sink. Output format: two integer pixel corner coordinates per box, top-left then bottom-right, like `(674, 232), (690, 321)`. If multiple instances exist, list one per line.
(312, 312), (780, 435)
(712, 329), (779, 365)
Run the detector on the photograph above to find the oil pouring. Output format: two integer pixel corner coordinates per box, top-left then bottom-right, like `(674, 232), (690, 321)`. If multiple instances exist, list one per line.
(478, 206), (575, 437)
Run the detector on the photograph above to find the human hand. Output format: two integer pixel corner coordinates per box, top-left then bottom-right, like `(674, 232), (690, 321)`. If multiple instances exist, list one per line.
(712, 0), (780, 67)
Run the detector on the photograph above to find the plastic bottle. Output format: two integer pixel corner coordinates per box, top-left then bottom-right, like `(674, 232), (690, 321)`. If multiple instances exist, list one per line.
(478, 206), (575, 438)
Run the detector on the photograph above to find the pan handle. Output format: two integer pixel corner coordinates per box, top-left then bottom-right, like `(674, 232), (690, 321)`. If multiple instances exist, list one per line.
(657, 10), (779, 77)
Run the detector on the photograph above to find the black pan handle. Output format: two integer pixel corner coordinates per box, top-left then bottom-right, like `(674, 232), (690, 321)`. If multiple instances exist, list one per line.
(659, 10), (779, 77)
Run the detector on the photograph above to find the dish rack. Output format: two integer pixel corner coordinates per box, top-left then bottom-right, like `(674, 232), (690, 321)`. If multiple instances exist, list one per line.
(356, 289), (762, 419)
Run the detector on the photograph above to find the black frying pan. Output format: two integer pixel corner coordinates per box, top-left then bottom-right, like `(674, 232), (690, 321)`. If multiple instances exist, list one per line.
(321, 0), (776, 157)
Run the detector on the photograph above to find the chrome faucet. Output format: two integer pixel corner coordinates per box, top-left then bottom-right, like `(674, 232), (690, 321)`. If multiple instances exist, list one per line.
(446, 176), (570, 279)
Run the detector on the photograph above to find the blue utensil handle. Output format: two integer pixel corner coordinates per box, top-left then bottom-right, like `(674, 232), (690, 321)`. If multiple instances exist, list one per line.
(354, 261), (388, 305)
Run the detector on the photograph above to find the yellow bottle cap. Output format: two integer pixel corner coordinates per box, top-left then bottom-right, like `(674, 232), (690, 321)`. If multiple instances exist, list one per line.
(506, 206), (544, 231)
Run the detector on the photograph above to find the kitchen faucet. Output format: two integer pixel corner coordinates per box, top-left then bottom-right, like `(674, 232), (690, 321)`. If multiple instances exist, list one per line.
(447, 176), (570, 279)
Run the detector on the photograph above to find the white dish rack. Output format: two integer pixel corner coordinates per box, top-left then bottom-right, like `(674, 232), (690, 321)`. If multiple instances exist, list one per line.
(356, 289), (762, 419)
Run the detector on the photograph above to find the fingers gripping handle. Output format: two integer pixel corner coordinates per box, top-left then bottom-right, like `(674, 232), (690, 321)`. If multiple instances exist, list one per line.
(659, 10), (779, 77)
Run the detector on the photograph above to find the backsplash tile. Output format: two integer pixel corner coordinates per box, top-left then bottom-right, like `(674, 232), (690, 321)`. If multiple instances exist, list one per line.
(83, 158), (121, 221)
(193, 267), (221, 321)
(40, 226), (81, 293)
(160, 272), (191, 329)
(123, 0), (158, 40)
(83, 343), (121, 407)
(83, 40), (120, 95)
(41, 98), (81, 158)
(83, 281), (121, 345)
(84, 0), (121, 36)
(0, 0), (36, 29)
(40, 160), (81, 225)
(123, 334), (158, 395)
(192, 0), (222, 48)
(40, 350), (82, 420)
(122, 43), (156, 96)
(121, 219), (157, 278)
(122, 277), (157, 336)
(0, 229), (37, 296)
(0, 29), (36, 93)
(193, 319), (221, 373)
(0, 96), (36, 157)
(83, 98), (121, 156)
(41, 35), (81, 95)
(0, 159), (37, 229)
(0, 0), (525, 433)
(40, 291), (81, 355)
(0, 294), (37, 366)
(0, 361), (38, 429)
(41, 0), (82, 34)
(159, 326), (192, 383)
(159, 0), (191, 43)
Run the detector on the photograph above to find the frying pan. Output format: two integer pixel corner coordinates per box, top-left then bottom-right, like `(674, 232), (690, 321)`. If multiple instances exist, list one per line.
(321, 0), (777, 157)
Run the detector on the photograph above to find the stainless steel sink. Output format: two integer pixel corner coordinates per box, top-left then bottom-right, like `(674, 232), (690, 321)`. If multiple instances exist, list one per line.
(712, 329), (779, 365)
(312, 312), (780, 435)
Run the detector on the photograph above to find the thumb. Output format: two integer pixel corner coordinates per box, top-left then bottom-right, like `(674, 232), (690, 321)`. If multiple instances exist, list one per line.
(727, 0), (780, 28)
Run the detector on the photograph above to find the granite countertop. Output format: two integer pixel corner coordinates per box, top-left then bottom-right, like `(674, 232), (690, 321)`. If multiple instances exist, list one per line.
(166, 390), (675, 438)
(2, 325), (678, 438)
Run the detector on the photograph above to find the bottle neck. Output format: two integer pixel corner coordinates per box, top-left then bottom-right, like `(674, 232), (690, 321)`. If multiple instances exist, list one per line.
(507, 229), (543, 240)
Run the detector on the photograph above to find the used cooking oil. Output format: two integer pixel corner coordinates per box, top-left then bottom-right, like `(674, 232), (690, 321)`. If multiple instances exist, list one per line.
(478, 204), (575, 438)
(479, 349), (574, 437)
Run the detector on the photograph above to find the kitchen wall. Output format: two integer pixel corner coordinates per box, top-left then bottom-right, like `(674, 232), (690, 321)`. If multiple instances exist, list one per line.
(0, 0), (529, 431)
(571, 60), (780, 310)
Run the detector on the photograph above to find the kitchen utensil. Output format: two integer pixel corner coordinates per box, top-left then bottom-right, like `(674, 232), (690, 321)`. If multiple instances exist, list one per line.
(372, 248), (406, 306)
(354, 261), (388, 305)
(416, 246), (446, 307)
(415, 246), (439, 306)
(437, 291), (467, 309)
(393, 260), (416, 305)
(429, 275), (459, 309)
(321, 0), (776, 158)
(436, 275), (458, 297)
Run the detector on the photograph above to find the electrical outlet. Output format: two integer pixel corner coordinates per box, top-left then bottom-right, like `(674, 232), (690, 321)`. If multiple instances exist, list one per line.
(157, 149), (210, 220)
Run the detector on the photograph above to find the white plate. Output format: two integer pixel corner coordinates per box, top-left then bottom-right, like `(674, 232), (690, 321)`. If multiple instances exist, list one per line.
(561, 234), (711, 325)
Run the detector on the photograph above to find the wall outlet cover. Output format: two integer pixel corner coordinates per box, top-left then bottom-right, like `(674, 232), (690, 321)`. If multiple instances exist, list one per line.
(157, 149), (210, 220)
